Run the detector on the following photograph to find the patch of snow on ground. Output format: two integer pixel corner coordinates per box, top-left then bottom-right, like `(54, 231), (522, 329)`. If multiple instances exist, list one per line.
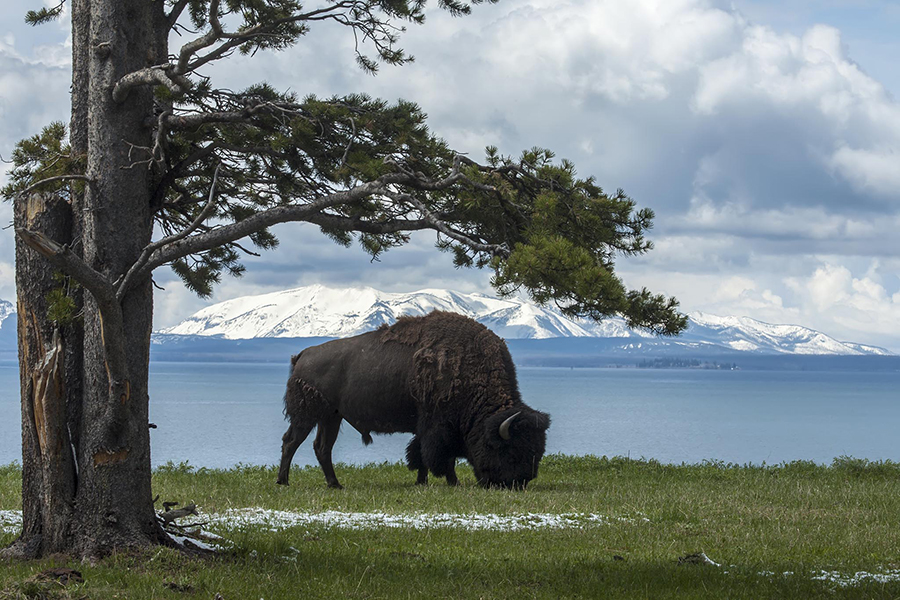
(0, 510), (22, 535)
(812, 570), (900, 587)
(206, 508), (644, 532)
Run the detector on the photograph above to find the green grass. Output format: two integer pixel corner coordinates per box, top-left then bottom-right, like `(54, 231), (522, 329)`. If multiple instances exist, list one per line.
(2, 456), (900, 598)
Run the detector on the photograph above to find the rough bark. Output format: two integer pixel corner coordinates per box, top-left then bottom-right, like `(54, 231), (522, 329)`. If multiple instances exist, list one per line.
(66, 0), (88, 517)
(2, 193), (78, 559)
(5, 0), (171, 558)
(68, 0), (168, 556)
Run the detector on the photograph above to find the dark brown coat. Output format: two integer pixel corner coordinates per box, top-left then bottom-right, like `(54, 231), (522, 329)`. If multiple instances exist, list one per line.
(277, 311), (550, 488)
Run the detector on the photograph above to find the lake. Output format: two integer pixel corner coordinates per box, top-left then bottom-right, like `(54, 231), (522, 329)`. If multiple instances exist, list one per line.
(1, 361), (899, 469)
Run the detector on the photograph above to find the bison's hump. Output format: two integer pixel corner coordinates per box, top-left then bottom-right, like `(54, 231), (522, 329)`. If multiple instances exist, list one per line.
(380, 311), (493, 348)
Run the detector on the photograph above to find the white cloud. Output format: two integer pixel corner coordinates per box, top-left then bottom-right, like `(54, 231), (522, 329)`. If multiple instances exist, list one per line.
(2, 0), (900, 353)
(690, 21), (900, 204)
(829, 146), (900, 199)
(795, 263), (853, 311)
(679, 196), (894, 241)
(785, 263), (900, 348)
(474, 0), (740, 103)
(787, 264), (900, 351)
(622, 252), (900, 351)
(693, 24), (887, 117)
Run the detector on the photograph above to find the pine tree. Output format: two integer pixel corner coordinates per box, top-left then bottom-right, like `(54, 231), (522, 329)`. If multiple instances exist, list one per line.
(2, 0), (686, 558)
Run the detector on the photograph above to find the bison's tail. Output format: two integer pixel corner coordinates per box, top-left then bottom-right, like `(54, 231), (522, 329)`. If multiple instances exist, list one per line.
(282, 378), (295, 420)
(284, 351), (304, 419)
(361, 432), (373, 446)
(405, 436), (424, 472)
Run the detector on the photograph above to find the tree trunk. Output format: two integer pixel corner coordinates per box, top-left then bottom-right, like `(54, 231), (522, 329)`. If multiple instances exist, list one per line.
(67, 0), (168, 556)
(3, 194), (79, 559)
(4, 0), (171, 558)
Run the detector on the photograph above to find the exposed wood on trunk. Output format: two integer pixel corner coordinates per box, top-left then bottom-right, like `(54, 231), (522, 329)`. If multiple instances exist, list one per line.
(31, 329), (65, 458)
(2, 193), (79, 560)
(92, 448), (129, 467)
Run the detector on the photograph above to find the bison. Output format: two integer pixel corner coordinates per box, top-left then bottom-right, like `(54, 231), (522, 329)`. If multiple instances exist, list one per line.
(276, 311), (550, 489)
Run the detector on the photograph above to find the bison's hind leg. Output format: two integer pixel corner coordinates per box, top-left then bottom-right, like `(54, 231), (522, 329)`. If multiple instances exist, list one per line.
(277, 420), (315, 485)
(314, 415), (344, 489)
(406, 437), (428, 485)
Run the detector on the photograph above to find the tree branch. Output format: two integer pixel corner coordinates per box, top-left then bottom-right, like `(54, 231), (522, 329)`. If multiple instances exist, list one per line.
(112, 65), (190, 103)
(172, 0), (223, 76)
(129, 174), (399, 284)
(118, 164), (222, 300)
(161, 102), (309, 131)
(175, 4), (354, 76)
(130, 150), (518, 287)
(304, 213), (433, 234)
(16, 228), (115, 307)
(15, 228), (130, 400)
(15, 175), (92, 200)
(384, 190), (506, 257)
(166, 0), (191, 30)
(120, 0), (404, 102)
(152, 142), (223, 212)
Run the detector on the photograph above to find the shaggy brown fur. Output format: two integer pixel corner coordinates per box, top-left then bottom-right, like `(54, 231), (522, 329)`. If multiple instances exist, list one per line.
(383, 312), (520, 430)
(277, 311), (550, 489)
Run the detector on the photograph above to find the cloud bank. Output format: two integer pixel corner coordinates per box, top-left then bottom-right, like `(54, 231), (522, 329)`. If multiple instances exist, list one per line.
(1, 0), (898, 349)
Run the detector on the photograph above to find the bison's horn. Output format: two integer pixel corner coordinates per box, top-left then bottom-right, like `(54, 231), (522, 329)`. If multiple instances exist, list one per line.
(498, 411), (521, 441)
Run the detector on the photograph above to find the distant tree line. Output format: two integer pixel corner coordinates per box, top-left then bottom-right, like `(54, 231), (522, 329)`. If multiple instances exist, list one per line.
(638, 358), (739, 370)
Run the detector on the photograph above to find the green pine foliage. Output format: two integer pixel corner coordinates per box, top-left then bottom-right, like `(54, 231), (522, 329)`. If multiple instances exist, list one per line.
(0, 122), (82, 203)
(24, 2), (65, 26)
(45, 273), (81, 327)
(10, 0), (687, 336)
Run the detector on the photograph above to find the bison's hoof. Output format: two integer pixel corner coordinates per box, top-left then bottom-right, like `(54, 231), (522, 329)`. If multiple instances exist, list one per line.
(327, 481), (343, 489)
(276, 478), (289, 486)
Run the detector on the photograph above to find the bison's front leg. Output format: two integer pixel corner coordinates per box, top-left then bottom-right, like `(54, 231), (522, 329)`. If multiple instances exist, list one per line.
(445, 464), (459, 486)
(313, 415), (344, 489)
(419, 429), (461, 486)
(277, 421), (315, 485)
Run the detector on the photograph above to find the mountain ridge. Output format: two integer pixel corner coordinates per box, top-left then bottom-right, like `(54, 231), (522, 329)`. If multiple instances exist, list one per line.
(1, 288), (892, 357)
(158, 284), (893, 356)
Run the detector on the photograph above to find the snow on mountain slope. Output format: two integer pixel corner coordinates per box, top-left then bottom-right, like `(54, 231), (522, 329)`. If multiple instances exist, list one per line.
(0, 300), (13, 330)
(685, 312), (893, 356)
(160, 284), (631, 340)
(159, 285), (893, 355)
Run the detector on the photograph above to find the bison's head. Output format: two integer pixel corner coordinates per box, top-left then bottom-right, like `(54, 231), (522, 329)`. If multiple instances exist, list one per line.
(470, 407), (551, 489)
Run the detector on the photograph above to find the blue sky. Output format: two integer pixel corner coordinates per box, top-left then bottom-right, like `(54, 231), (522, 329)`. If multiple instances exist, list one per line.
(1, 0), (899, 351)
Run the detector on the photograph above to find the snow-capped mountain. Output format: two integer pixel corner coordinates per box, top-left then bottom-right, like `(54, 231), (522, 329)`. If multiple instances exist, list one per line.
(0, 300), (16, 356)
(0, 300), (14, 331)
(686, 313), (891, 356)
(160, 284), (640, 340)
(158, 285), (893, 356)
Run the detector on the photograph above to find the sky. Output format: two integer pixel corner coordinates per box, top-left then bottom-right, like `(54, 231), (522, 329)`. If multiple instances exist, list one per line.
(1, 0), (899, 351)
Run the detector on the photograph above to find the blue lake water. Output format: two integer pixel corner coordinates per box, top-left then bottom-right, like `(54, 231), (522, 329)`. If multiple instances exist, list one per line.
(1, 361), (899, 469)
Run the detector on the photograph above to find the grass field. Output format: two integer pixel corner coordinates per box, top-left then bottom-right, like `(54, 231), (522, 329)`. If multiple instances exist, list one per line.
(2, 455), (900, 599)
